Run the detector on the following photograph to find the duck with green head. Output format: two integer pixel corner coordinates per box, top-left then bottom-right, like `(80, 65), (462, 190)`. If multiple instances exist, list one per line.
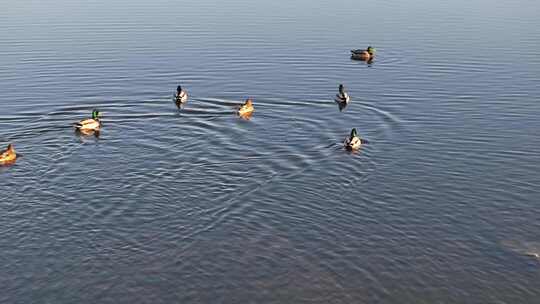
(75, 109), (101, 133)
(335, 84), (350, 103)
(351, 46), (376, 61)
(344, 128), (362, 150)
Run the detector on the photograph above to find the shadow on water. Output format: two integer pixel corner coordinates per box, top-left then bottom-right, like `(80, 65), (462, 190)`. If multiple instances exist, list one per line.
(335, 99), (348, 112)
(238, 112), (253, 120)
(75, 129), (101, 141)
(350, 56), (374, 66)
(0, 158), (18, 167)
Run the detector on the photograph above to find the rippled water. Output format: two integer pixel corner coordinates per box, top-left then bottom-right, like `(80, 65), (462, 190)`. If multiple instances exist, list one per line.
(1, 0), (540, 302)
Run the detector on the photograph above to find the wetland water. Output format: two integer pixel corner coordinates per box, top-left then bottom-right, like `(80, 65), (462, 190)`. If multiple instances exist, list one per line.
(1, 0), (540, 302)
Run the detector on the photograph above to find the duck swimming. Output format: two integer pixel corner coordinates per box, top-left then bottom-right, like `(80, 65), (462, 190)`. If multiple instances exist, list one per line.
(525, 252), (540, 259)
(344, 128), (362, 150)
(238, 98), (254, 116)
(74, 109), (101, 133)
(351, 46), (375, 61)
(335, 84), (350, 104)
(0, 144), (17, 165)
(175, 85), (188, 107)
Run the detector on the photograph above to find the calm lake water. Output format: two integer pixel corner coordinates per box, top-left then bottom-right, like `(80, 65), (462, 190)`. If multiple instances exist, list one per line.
(1, 0), (540, 303)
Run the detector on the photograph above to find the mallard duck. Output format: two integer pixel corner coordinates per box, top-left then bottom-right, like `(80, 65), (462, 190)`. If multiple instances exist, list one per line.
(175, 85), (188, 107)
(74, 109), (101, 132)
(238, 98), (254, 116)
(0, 144), (17, 164)
(351, 46), (376, 61)
(344, 128), (362, 150)
(335, 84), (350, 103)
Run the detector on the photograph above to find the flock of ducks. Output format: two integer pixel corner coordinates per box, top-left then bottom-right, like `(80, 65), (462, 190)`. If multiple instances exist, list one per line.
(0, 46), (376, 166)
